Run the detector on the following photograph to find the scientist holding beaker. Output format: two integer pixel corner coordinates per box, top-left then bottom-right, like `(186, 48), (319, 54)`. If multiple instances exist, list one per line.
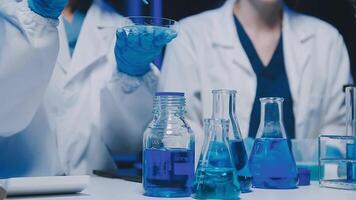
(0, 0), (175, 178)
(158, 0), (352, 156)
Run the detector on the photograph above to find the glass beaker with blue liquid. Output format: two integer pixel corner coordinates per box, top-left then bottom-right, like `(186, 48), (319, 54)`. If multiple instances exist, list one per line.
(192, 119), (240, 200)
(249, 97), (298, 189)
(143, 92), (195, 197)
(212, 90), (252, 193)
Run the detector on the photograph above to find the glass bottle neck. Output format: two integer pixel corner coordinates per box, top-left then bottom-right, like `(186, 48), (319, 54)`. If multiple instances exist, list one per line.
(259, 98), (286, 138)
(204, 119), (229, 142)
(153, 95), (185, 118)
(212, 90), (236, 120)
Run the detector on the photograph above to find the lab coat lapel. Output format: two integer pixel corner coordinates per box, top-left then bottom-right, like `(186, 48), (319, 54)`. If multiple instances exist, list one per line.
(211, 0), (254, 77)
(64, 3), (119, 87)
(283, 7), (314, 129)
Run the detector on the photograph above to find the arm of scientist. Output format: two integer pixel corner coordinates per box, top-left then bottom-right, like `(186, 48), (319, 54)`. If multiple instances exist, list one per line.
(0, 0), (65, 136)
(98, 26), (177, 156)
(320, 34), (353, 134)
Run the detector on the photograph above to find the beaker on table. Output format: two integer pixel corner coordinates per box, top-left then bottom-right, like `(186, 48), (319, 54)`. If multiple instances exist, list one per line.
(211, 90), (252, 193)
(249, 97), (298, 189)
(192, 119), (240, 200)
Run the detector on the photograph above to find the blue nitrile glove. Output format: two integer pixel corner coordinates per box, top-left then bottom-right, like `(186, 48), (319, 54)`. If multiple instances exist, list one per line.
(28, 0), (68, 19)
(115, 26), (177, 77)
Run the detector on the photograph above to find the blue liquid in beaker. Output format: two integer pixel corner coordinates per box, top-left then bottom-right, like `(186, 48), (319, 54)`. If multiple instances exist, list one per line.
(193, 141), (240, 199)
(230, 139), (252, 192)
(143, 148), (194, 197)
(193, 167), (240, 200)
(249, 138), (298, 189)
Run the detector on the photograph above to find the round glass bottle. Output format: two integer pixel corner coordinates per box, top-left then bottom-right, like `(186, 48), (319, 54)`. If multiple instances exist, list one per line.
(143, 92), (195, 197)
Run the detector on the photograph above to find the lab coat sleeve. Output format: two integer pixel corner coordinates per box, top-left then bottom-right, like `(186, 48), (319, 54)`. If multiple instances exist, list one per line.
(0, 0), (59, 136)
(98, 65), (159, 158)
(159, 22), (204, 163)
(320, 34), (352, 135)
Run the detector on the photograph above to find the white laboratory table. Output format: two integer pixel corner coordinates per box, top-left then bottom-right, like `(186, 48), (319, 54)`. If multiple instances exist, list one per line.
(7, 176), (355, 200)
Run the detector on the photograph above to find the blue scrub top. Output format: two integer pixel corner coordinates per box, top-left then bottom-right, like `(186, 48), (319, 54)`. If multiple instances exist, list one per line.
(63, 11), (86, 56)
(234, 16), (296, 139)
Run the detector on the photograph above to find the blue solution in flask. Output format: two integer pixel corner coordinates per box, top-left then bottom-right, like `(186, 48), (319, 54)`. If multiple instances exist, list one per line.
(230, 139), (253, 191)
(249, 97), (298, 189)
(143, 92), (195, 197)
(249, 138), (298, 188)
(192, 119), (240, 200)
(211, 90), (252, 193)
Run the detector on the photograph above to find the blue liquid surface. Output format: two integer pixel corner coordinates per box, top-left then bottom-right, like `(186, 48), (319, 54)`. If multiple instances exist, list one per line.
(230, 139), (252, 193)
(249, 138), (298, 189)
(193, 142), (240, 199)
(143, 148), (194, 197)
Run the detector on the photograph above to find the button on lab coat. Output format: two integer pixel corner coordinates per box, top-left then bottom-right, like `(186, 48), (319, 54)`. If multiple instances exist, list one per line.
(159, 0), (352, 159)
(0, 1), (156, 177)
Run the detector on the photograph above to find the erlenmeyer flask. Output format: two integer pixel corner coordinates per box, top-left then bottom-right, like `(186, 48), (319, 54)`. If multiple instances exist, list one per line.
(212, 90), (252, 193)
(249, 97), (298, 189)
(192, 119), (240, 200)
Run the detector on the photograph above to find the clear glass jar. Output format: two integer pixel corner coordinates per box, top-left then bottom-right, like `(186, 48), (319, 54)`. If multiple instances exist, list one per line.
(249, 97), (298, 189)
(212, 90), (252, 192)
(143, 92), (195, 197)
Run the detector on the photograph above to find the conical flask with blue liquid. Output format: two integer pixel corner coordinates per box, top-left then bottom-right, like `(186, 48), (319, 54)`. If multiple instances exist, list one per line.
(249, 97), (298, 189)
(212, 90), (252, 193)
(192, 119), (240, 199)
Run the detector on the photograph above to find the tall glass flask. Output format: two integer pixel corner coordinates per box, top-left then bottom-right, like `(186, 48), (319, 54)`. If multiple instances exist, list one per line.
(345, 86), (356, 182)
(249, 97), (298, 189)
(143, 92), (195, 197)
(212, 90), (252, 193)
(192, 119), (240, 200)
(346, 86), (356, 137)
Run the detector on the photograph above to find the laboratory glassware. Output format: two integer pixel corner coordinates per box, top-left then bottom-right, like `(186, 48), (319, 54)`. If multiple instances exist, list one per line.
(292, 139), (320, 181)
(143, 92), (195, 197)
(211, 90), (252, 193)
(319, 135), (356, 190)
(249, 97), (298, 189)
(118, 16), (178, 39)
(318, 85), (356, 190)
(192, 119), (240, 200)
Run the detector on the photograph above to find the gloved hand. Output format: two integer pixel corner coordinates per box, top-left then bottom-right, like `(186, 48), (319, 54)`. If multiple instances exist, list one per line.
(115, 26), (177, 77)
(28, 0), (68, 19)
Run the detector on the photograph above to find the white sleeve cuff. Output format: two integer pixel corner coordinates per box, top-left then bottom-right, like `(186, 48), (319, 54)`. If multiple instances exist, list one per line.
(0, 0), (59, 36)
(110, 64), (159, 94)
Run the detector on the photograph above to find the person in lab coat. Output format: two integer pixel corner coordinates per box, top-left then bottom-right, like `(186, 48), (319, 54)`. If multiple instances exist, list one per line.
(158, 0), (352, 158)
(0, 0), (65, 136)
(0, 0), (175, 178)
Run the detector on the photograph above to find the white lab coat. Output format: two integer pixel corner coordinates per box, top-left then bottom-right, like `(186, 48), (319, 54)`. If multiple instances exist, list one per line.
(0, 0), (59, 136)
(160, 0), (352, 159)
(0, 0), (156, 177)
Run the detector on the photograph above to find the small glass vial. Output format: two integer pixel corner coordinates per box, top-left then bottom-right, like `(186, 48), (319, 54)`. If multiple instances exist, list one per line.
(249, 97), (298, 189)
(143, 92), (195, 197)
(212, 90), (252, 193)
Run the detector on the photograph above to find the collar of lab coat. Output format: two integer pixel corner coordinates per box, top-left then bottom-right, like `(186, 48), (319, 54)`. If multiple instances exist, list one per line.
(211, 0), (315, 126)
(58, 1), (123, 87)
